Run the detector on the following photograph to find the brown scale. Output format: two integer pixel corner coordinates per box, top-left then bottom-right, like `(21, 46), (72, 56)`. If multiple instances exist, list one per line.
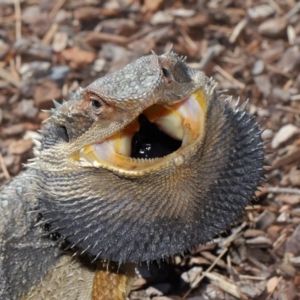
(92, 262), (136, 300)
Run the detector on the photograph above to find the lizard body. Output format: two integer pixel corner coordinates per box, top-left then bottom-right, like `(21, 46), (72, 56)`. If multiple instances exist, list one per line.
(0, 50), (264, 299)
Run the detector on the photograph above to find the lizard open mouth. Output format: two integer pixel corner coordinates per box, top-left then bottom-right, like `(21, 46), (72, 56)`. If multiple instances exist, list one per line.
(80, 89), (207, 174)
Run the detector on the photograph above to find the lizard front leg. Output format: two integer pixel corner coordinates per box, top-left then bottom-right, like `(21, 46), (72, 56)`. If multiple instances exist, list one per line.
(92, 262), (136, 300)
(22, 256), (135, 300)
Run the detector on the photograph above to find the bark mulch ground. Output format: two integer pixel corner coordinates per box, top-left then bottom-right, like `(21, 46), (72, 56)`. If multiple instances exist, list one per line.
(1, 0), (300, 299)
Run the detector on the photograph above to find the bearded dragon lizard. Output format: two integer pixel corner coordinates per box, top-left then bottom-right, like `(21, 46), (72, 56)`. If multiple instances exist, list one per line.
(0, 49), (264, 299)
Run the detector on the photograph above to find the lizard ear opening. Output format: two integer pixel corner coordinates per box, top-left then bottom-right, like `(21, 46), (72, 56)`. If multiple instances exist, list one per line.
(59, 125), (69, 143)
(162, 67), (170, 78)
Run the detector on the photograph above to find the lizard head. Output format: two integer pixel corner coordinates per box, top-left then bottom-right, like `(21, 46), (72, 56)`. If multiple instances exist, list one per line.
(43, 50), (215, 175)
(36, 50), (264, 264)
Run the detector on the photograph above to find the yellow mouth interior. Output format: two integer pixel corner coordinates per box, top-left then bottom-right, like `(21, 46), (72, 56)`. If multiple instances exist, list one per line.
(79, 90), (207, 174)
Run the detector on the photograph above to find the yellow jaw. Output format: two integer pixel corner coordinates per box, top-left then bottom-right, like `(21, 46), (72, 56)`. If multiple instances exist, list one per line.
(78, 89), (207, 175)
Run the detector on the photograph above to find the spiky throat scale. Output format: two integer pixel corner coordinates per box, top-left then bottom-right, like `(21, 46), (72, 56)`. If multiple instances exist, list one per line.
(37, 94), (264, 264)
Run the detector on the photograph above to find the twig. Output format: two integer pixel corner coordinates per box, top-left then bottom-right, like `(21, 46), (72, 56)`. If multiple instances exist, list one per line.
(199, 44), (223, 69)
(49, 0), (67, 20)
(289, 210), (300, 217)
(14, 0), (22, 70)
(0, 66), (21, 87)
(267, 0), (282, 14)
(239, 275), (267, 280)
(178, 27), (198, 51)
(285, 1), (300, 19)
(214, 65), (245, 89)
(183, 247), (228, 299)
(248, 256), (268, 271)
(0, 153), (10, 180)
(229, 18), (247, 44)
(84, 31), (129, 46)
(282, 79), (294, 90)
(128, 26), (165, 42)
(42, 23), (59, 45)
(271, 148), (300, 169)
(287, 25), (296, 45)
(245, 205), (262, 210)
(207, 25), (232, 36)
(183, 222), (247, 299)
(202, 272), (241, 299)
(266, 64), (292, 78)
(267, 187), (300, 195)
(266, 276), (282, 300)
(290, 94), (300, 101)
(226, 253), (232, 268)
(222, 221), (247, 247)
(274, 104), (300, 115)
(273, 232), (287, 250)
(9, 58), (20, 81)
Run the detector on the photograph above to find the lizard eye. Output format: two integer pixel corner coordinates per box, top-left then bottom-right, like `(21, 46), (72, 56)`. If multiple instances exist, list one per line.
(91, 99), (101, 109)
(90, 96), (102, 110)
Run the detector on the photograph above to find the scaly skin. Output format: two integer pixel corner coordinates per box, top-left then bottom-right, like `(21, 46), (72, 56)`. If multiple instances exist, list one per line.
(0, 49), (264, 299)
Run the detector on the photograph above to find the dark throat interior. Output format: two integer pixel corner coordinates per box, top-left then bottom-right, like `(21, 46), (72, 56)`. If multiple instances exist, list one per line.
(131, 114), (181, 159)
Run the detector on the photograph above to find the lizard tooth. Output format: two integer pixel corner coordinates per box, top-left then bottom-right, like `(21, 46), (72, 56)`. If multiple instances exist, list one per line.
(113, 118), (139, 157)
(154, 112), (184, 141)
(175, 93), (204, 146)
(143, 104), (184, 140)
(92, 140), (115, 163)
(114, 133), (132, 157)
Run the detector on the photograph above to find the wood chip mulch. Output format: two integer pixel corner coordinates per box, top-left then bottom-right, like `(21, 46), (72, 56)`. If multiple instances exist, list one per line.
(1, 0), (300, 299)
